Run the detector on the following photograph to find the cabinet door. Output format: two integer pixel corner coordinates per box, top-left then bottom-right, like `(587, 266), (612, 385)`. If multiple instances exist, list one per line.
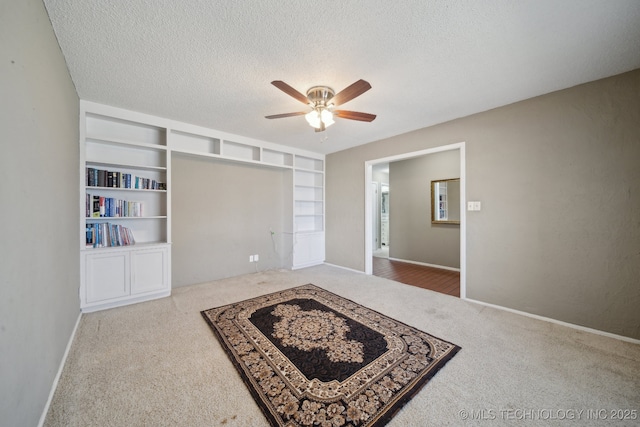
(85, 251), (130, 303)
(131, 247), (168, 295)
(293, 232), (325, 268)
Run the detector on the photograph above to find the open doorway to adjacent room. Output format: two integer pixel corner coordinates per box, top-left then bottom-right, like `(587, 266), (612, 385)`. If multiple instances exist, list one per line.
(365, 143), (466, 298)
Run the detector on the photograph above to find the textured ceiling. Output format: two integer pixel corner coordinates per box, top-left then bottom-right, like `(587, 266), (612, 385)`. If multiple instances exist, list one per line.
(43, 0), (640, 155)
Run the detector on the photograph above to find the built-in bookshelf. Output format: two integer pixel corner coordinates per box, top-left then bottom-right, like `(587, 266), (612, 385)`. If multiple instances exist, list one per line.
(80, 102), (171, 312)
(169, 129), (296, 169)
(83, 114), (169, 247)
(168, 129), (325, 269)
(292, 155), (325, 268)
(79, 101), (325, 311)
(294, 169), (324, 232)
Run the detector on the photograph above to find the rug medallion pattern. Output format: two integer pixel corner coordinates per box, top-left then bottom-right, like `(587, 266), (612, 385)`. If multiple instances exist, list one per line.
(201, 284), (460, 426)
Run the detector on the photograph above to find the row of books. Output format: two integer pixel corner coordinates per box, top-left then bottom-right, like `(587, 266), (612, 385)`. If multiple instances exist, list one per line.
(86, 167), (166, 190)
(86, 223), (136, 248)
(86, 194), (143, 218)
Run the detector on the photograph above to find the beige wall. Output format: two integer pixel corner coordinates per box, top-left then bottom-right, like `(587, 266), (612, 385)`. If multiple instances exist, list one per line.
(389, 150), (460, 268)
(0, 0), (80, 424)
(326, 69), (640, 340)
(171, 155), (293, 286)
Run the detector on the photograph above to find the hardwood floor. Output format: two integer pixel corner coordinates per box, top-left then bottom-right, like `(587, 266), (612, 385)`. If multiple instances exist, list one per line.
(373, 256), (460, 297)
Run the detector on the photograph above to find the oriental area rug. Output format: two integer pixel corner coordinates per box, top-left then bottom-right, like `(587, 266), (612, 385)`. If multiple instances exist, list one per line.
(201, 284), (461, 427)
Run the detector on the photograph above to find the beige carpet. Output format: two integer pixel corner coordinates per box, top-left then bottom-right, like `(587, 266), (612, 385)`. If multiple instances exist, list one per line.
(45, 265), (640, 426)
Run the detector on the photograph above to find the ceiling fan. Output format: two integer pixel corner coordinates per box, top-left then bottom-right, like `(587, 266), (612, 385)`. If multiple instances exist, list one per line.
(265, 79), (376, 132)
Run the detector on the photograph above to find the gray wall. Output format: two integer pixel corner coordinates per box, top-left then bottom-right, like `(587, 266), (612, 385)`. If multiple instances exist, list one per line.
(389, 150), (460, 268)
(0, 0), (80, 425)
(326, 69), (640, 340)
(171, 155), (293, 286)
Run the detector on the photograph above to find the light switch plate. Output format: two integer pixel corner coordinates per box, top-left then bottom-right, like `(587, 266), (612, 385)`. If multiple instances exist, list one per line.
(467, 201), (482, 211)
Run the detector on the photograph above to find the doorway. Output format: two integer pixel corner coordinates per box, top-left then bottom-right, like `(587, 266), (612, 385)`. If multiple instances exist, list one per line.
(364, 142), (466, 298)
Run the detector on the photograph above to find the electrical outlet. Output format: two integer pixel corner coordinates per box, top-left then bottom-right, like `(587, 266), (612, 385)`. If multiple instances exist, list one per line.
(249, 255), (254, 262)
(254, 254), (259, 262)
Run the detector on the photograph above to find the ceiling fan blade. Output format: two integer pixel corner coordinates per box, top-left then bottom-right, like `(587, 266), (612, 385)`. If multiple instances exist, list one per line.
(334, 110), (376, 122)
(271, 81), (309, 105)
(331, 79), (372, 106)
(265, 111), (307, 119)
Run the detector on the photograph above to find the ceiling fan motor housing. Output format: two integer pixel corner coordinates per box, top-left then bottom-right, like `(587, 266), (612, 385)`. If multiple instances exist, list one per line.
(306, 86), (335, 107)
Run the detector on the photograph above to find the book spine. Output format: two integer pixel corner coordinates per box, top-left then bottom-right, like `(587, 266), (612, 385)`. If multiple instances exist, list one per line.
(110, 224), (115, 247)
(86, 223), (91, 246)
(92, 196), (100, 217)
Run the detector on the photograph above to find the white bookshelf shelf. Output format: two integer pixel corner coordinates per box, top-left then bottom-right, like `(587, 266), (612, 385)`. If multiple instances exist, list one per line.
(86, 186), (167, 192)
(85, 216), (168, 220)
(86, 136), (168, 151)
(86, 160), (167, 172)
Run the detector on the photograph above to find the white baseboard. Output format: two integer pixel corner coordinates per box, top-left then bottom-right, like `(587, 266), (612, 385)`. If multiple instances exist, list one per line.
(388, 257), (460, 272)
(464, 297), (640, 345)
(292, 260), (325, 270)
(38, 312), (82, 427)
(323, 262), (366, 274)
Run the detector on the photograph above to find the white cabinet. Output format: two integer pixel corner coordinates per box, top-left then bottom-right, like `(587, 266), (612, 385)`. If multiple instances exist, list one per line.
(81, 245), (170, 312)
(292, 232), (325, 269)
(85, 250), (130, 303)
(131, 247), (169, 295)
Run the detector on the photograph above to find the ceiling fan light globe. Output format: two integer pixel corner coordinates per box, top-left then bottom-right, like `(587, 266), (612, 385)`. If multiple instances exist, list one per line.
(320, 109), (335, 127)
(305, 110), (321, 128)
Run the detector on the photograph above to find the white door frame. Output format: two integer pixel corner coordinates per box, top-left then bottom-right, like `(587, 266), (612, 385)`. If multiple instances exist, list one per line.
(364, 142), (466, 298)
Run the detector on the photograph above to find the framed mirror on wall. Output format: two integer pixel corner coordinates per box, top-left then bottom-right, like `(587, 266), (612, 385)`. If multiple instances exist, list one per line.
(381, 186), (389, 215)
(431, 178), (460, 224)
